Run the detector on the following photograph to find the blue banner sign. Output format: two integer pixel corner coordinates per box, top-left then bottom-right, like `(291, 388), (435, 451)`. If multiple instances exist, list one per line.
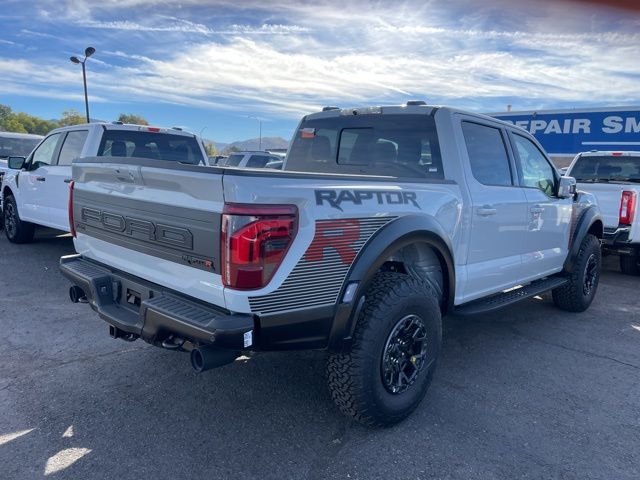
(491, 107), (640, 155)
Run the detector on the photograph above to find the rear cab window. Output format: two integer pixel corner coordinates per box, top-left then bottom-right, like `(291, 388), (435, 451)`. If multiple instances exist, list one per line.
(97, 130), (202, 165)
(461, 121), (513, 186)
(58, 130), (89, 166)
(570, 155), (640, 184)
(246, 155), (270, 168)
(224, 154), (245, 167)
(286, 114), (443, 179)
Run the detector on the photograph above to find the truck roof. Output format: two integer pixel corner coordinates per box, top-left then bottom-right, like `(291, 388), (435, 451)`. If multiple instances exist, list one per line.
(577, 150), (640, 157)
(303, 103), (519, 131)
(0, 131), (44, 140)
(47, 122), (197, 138)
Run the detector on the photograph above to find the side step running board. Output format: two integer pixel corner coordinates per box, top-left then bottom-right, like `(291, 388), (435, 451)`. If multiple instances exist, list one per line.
(453, 277), (568, 316)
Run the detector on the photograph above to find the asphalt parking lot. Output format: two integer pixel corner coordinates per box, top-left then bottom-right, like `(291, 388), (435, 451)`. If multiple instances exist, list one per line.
(1, 229), (638, 480)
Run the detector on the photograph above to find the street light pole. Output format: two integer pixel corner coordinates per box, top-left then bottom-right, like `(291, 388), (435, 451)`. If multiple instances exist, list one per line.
(248, 115), (263, 151)
(81, 61), (89, 123)
(70, 46), (96, 123)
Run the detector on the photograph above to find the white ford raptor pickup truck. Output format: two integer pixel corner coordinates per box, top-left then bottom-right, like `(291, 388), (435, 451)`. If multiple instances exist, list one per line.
(61, 103), (603, 426)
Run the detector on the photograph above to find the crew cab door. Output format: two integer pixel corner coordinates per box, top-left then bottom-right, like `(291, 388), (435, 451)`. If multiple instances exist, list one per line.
(20, 132), (63, 225)
(509, 132), (572, 278)
(46, 129), (89, 230)
(458, 119), (529, 301)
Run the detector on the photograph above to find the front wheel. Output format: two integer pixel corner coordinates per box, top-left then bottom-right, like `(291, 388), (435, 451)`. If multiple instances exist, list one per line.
(327, 272), (442, 427)
(4, 195), (35, 244)
(552, 234), (601, 312)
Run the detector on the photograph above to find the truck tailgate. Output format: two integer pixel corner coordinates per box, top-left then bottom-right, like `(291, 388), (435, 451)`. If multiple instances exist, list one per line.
(71, 159), (226, 308)
(576, 182), (627, 228)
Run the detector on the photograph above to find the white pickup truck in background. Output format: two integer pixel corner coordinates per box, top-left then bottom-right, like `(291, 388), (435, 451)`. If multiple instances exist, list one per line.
(1, 123), (208, 243)
(0, 131), (43, 227)
(0, 131), (43, 184)
(566, 151), (640, 274)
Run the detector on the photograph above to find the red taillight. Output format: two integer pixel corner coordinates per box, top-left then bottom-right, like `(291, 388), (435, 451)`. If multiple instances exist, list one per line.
(221, 203), (298, 290)
(619, 190), (636, 226)
(68, 180), (76, 238)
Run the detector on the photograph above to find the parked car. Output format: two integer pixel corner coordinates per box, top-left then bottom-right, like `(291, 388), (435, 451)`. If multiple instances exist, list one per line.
(565, 150), (640, 274)
(207, 155), (227, 166)
(0, 131), (43, 181)
(61, 103), (602, 426)
(219, 151), (283, 168)
(0, 131), (43, 161)
(264, 158), (283, 169)
(0, 132), (43, 228)
(2, 123), (207, 243)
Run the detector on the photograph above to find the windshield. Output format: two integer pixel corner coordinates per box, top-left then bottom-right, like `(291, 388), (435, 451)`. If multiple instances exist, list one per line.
(286, 114), (443, 179)
(97, 130), (202, 165)
(0, 136), (41, 158)
(570, 155), (640, 183)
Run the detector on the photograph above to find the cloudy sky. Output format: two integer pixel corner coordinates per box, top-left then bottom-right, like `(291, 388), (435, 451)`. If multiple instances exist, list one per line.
(0, 0), (639, 142)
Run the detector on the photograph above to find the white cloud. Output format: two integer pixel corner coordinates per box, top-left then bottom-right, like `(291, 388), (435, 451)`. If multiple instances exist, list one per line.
(79, 18), (308, 35)
(2, 0), (638, 118)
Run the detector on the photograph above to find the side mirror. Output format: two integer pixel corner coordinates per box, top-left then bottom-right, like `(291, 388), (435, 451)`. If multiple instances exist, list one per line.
(557, 175), (577, 199)
(8, 156), (26, 170)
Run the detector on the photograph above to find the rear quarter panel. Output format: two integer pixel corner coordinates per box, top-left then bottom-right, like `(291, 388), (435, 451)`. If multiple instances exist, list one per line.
(221, 169), (463, 314)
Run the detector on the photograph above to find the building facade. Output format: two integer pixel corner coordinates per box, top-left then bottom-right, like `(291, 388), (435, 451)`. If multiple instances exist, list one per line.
(491, 106), (640, 167)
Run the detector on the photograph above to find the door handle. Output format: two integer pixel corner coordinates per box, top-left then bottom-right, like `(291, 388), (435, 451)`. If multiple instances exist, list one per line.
(530, 205), (545, 214)
(477, 205), (497, 216)
(35, 177), (46, 182)
(64, 178), (72, 183)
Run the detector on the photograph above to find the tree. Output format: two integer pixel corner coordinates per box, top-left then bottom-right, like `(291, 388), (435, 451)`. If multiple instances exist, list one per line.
(0, 104), (12, 124)
(225, 145), (240, 154)
(0, 105), (83, 135)
(58, 109), (86, 127)
(117, 113), (149, 125)
(2, 117), (28, 133)
(203, 142), (218, 157)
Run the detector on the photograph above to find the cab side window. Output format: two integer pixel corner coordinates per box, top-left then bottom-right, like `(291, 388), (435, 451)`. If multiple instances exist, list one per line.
(58, 130), (89, 166)
(462, 122), (512, 186)
(512, 134), (556, 196)
(246, 155), (270, 168)
(31, 133), (62, 168)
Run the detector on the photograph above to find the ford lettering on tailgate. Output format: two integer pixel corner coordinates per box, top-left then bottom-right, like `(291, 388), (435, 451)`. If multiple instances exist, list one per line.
(80, 207), (194, 250)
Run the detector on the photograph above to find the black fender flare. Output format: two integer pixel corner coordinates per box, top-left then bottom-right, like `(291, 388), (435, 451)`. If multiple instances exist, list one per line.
(328, 214), (455, 352)
(563, 205), (603, 273)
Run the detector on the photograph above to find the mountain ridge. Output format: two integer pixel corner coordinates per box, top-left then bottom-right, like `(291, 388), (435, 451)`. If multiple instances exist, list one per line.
(205, 136), (289, 152)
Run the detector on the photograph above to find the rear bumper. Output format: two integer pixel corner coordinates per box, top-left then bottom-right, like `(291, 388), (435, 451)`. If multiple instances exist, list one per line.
(603, 227), (637, 255)
(60, 254), (254, 349)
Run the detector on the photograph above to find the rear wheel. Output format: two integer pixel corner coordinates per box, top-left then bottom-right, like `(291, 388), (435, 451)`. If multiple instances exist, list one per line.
(619, 251), (640, 276)
(552, 234), (601, 312)
(327, 272), (442, 427)
(4, 195), (35, 244)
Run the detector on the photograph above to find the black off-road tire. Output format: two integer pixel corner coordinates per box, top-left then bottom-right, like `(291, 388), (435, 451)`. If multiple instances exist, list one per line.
(327, 272), (442, 427)
(619, 251), (640, 276)
(4, 195), (35, 244)
(552, 234), (601, 312)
